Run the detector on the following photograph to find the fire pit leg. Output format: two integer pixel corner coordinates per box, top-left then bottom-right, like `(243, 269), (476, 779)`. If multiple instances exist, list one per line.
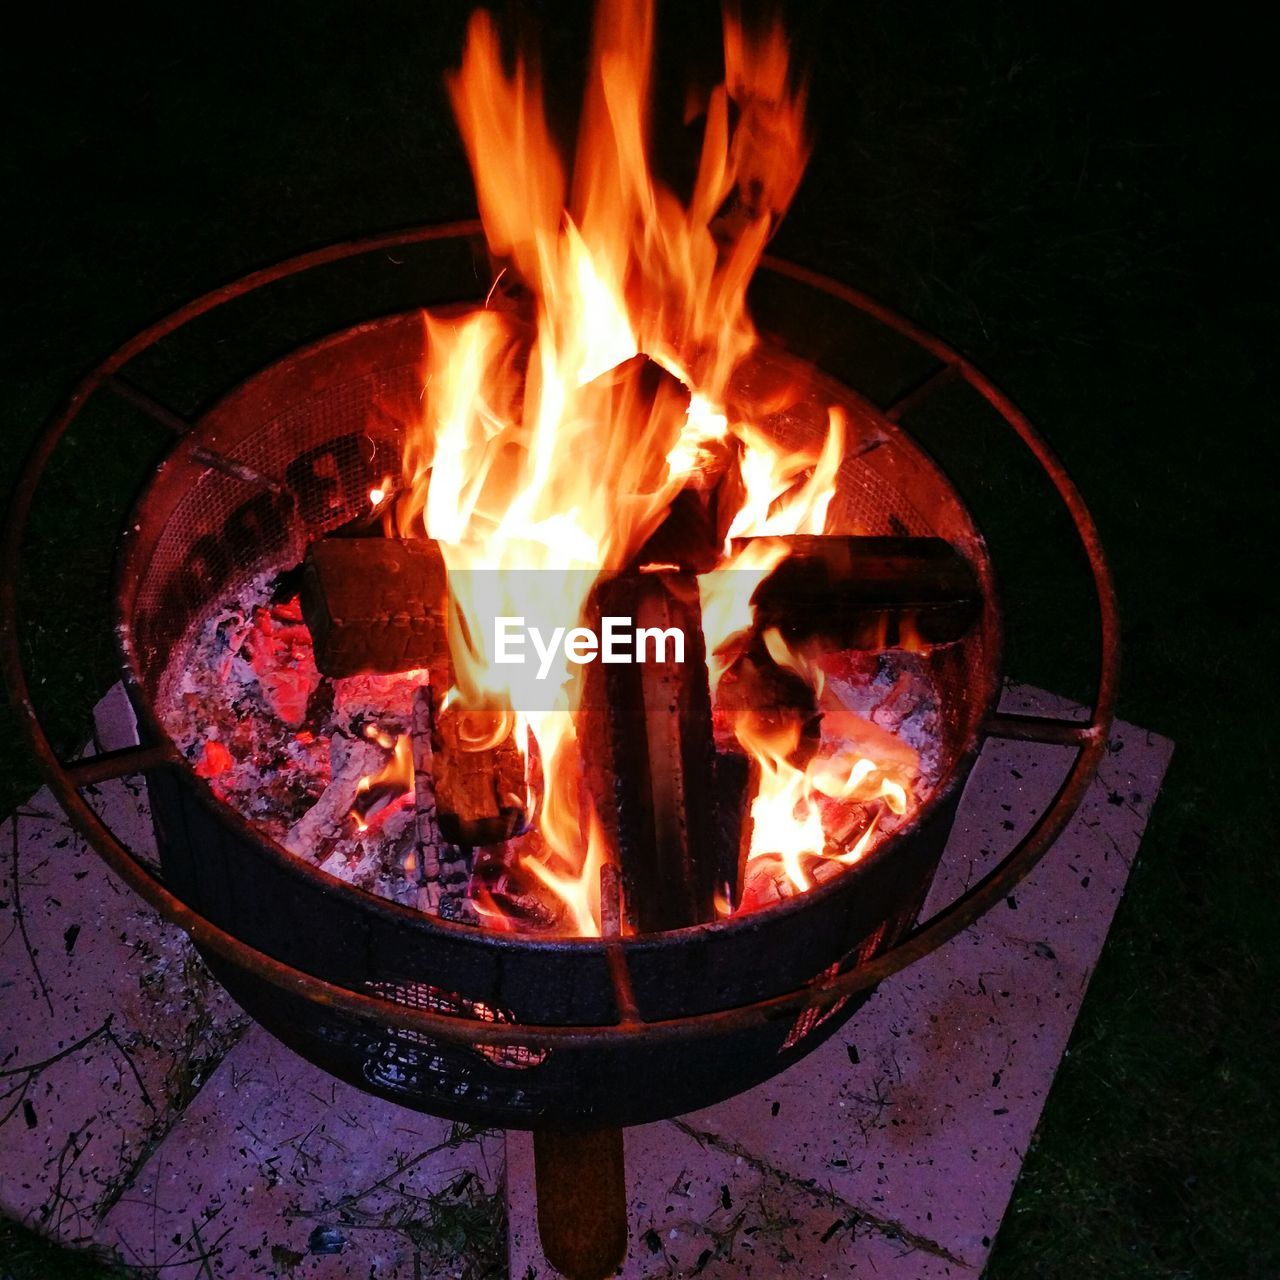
(532, 1126), (627, 1279)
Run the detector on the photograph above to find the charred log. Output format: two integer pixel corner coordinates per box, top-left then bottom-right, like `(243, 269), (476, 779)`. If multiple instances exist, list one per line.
(430, 698), (529, 847)
(410, 687), (477, 922)
(712, 750), (753, 915)
(582, 570), (721, 933)
(630, 436), (745, 573)
(577, 355), (700, 566)
(738, 534), (982, 649)
(300, 536), (449, 677)
(471, 835), (564, 932)
(712, 638), (822, 764)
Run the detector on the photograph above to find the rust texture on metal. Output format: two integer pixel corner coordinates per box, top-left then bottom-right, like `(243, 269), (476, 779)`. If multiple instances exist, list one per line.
(0, 222), (1119, 1056)
(533, 1127), (628, 1280)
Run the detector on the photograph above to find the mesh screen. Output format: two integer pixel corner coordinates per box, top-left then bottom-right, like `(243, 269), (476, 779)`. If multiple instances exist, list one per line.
(123, 312), (994, 862)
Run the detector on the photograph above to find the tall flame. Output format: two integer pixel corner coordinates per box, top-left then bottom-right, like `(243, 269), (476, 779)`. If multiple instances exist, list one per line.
(386, 1), (901, 932)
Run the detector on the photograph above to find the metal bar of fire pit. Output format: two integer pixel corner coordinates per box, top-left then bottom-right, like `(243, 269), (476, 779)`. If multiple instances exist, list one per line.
(103, 374), (193, 436)
(882, 360), (962, 424)
(1, 222), (1120, 1060)
(984, 713), (1101, 746)
(65, 743), (178, 788)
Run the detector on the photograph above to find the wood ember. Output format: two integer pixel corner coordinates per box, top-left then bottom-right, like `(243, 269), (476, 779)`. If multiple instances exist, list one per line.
(163, 546), (948, 931)
(740, 534), (981, 648)
(471, 835), (564, 932)
(712, 640), (821, 762)
(728, 645), (946, 910)
(740, 854), (795, 913)
(818, 649), (943, 778)
(410, 688), (478, 923)
(241, 597), (323, 727)
(582, 570), (720, 933)
(283, 734), (386, 859)
(430, 698), (529, 847)
(300, 536), (449, 677)
(166, 570), (424, 906)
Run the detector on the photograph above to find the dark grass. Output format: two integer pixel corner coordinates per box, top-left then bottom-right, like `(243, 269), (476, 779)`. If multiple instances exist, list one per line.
(2, 1), (1276, 1275)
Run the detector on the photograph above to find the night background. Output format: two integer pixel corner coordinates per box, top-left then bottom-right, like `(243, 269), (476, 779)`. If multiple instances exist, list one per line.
(1, 1), (1275, 1276)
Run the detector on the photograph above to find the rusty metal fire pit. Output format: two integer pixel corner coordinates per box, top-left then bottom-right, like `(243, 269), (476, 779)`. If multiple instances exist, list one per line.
(2, 222), (1118, 1278)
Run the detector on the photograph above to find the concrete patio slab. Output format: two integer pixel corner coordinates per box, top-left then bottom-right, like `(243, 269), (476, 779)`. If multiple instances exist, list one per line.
(506, 688), (1173, 1277)
(97, 1026), (504, 1278)
(0, 685), (246, 1247)
(1, 683), (1171, 1277)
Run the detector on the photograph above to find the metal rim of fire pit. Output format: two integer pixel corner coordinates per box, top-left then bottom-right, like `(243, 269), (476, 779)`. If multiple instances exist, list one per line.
(1, 219), (1119, 1050)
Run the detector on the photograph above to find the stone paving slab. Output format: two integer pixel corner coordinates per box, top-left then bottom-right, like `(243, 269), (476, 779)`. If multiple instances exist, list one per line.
(2, 684), (505, 1277)
(0, 685), (246, 1247)
(97, 1026), (504, 1279)
(2, 683), (1171, 1277)
(506, 1122), (966, 1280)
(507, 689), (1174, 1277)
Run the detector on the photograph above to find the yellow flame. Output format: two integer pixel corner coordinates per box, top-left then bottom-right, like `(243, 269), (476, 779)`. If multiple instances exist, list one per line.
(350, 732), (414, 831)
(387, 1), (881, 932)
(729, 631), (918, 894)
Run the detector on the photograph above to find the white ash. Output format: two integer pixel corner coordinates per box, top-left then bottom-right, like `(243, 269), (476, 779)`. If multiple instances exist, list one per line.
(161, 567), (948, 927)
(820, 649), (944, 786)
(162, 569), (424, 906)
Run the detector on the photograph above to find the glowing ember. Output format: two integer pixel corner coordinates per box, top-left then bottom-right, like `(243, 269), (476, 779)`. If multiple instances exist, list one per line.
(385, 0), (848, 932)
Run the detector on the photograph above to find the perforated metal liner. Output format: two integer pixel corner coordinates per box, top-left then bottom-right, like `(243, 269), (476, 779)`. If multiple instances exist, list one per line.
(131, 312), (988, 759)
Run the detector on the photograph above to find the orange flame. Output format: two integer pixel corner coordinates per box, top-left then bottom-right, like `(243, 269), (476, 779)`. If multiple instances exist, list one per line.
(388, 2), (914, 931)
(729, 630), (917, 895)
(350, 731), (414, 831)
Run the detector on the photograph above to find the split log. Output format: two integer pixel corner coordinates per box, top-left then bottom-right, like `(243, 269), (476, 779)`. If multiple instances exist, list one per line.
(709, 639), (818, 917)
(410, 687), (477, 922)
(712, 640), (822, 764)
(581, 570), (721, 933)
(583, 353), (689, 456)
(630, 436), (744, 573)
(430, 699), (529, 847)
(575, 354), (722, 572)
(712, 750), (752, 914)
(738, 534), (981, 648)
(300, 537), (449, 677)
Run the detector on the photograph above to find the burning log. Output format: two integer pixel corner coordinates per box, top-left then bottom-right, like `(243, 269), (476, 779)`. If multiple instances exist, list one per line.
(574, 353), (746, 574)
(582, 570), (722, 933)
(739, 534), (982, 649)
(410, 688), (477, 922)
(712, 750), (752, 914)
(630, 436), (745, 573)
(584, 352), (689, 447)
(709, 639), (819, 916)
(300, 536), (449, 677)
(471, 835), (564, 932)
(283, 733), (387, 859)
(430, 699), (529, 847)
(712, 639), (822, 762)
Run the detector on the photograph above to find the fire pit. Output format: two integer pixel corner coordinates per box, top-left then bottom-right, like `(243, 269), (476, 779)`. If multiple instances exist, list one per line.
(109, 299), (998, 1129)
(2, 3), (1118, 1276)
